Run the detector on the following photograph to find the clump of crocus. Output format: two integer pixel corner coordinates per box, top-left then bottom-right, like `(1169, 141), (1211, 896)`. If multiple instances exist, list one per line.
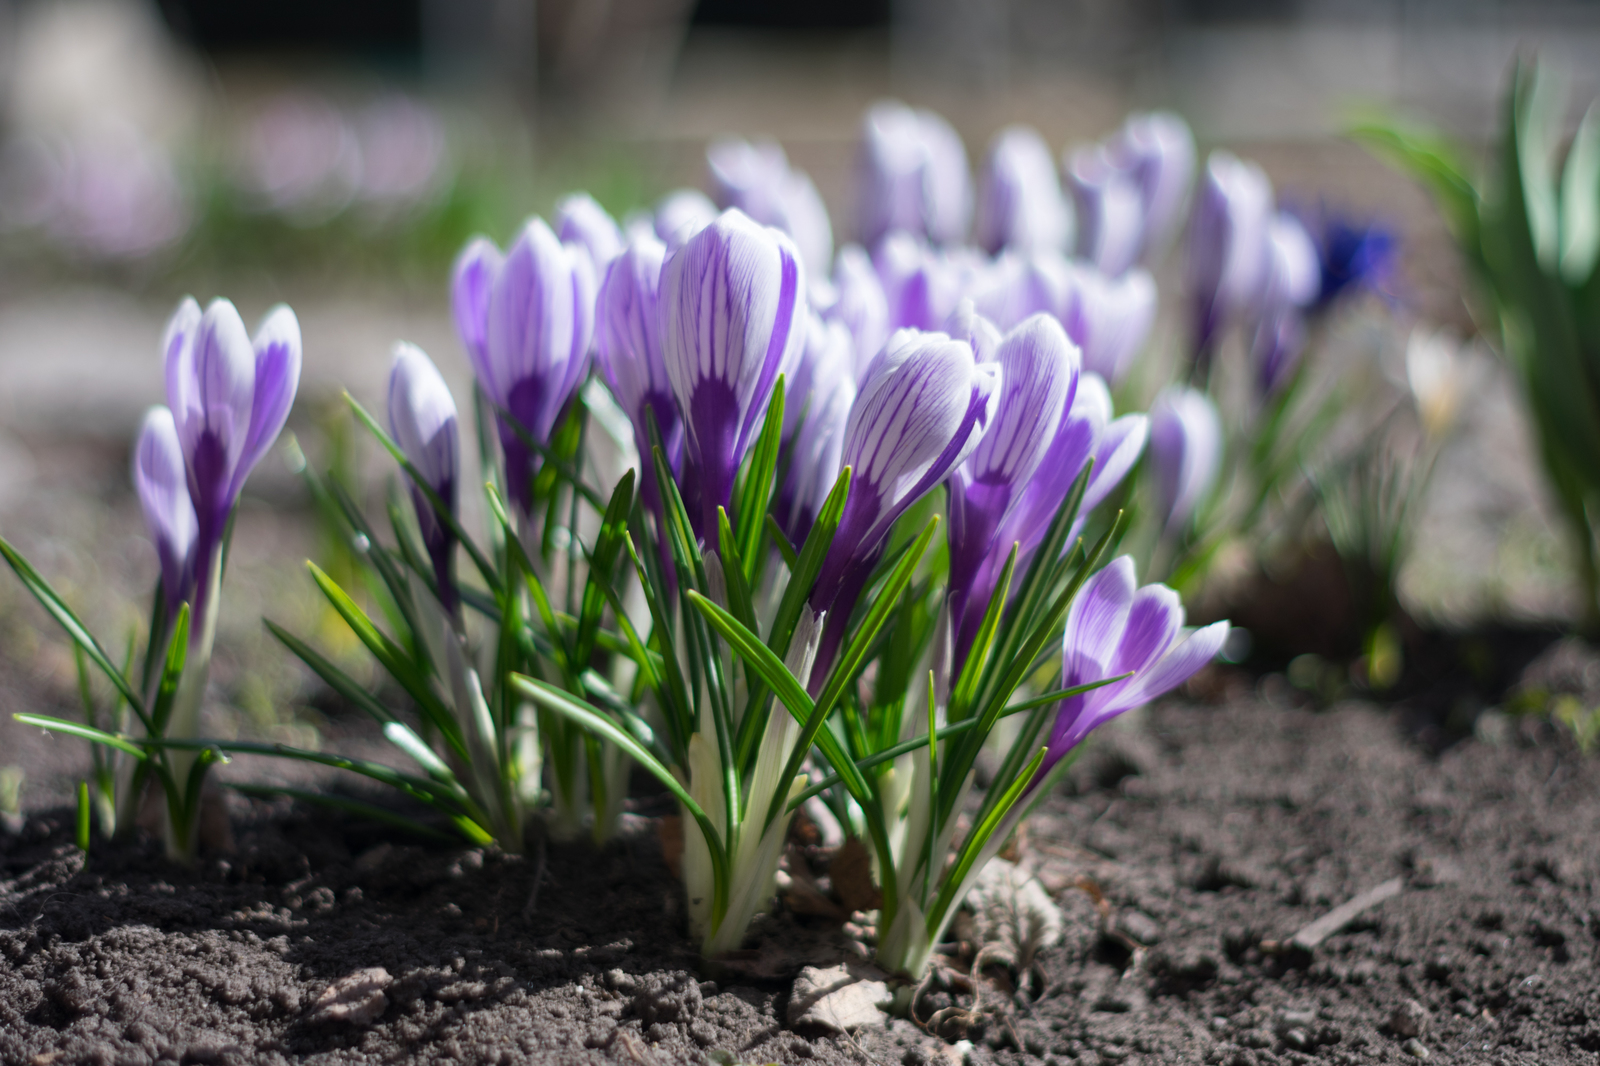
(7, 296), (300, 860)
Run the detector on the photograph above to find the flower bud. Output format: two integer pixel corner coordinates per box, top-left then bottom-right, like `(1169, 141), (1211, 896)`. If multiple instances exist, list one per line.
(654, 188), (719, 248)
(1187, 151), (1273, 365)
(1149, 386), (1222, 535)
(1061, 264), (1157, 386)
(1108, 111), (1196, 263)
(856, 101), (971, 248)
(659, 209), (806, 536)
(824, 245), (890, 378)
(387, 342), (460, 609)
(133, 405), (198, 620)
(1066, 145), (1145, 278)
(974, 126), (1073, 256)
(555, 192), (625, 273)
(707, 137), (834, 281)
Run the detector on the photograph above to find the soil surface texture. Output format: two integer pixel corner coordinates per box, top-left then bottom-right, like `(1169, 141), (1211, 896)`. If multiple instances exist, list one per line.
(2, 689), (1597, 1065)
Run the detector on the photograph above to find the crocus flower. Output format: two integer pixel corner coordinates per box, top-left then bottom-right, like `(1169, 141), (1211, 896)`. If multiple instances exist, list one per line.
(1148, 386), (1222, 535)
(388, 342), (459, 610)
(968, 250), (1073, 332)
(163, 296), (302, 618)
(1038, 555), (1228, 777)
(1066, 146), (1145, 278)
(946, 313), (1079, 667)
(1405, 327), (1469, 440)
(974, 126), (1073, 256)
(133, 406), (198, 621)
(960, 372), (1148, 660)
(1306, 210), (1398, 309)
(659, 209), (806, 538)
(1108, 111), (1196, 263)
(655, 188), (719, 248)
(451, 218), (597, 513)
(1060, 264), (1157, 386)
(1247, 212), (1320, 396)
(824, 244), (890, 379)
(774, 315), (857, 546)
(1187, 151), (1273, 370)
(555, 192), (626, 273)
(596, 231), (681, 513)
(707, 138), (834, 281)
(808, 328), (999, 689)
(856, 101), (971, 248)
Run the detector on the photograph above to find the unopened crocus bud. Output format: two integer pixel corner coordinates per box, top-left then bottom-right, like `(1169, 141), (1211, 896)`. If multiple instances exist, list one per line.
(946, 313), (1079, 665)
(1066, 146), (1145, 278)
(1248, 213), (1320, 396)
(660, 209), (806, 537)
(707, 138), (834, 281)
(1061, 263), (1157, 387)
(596, 231), (681, 513)
(555, 192), (625, 273)
(655, 188), (719, 248)
(1109, 111), (1196, 263)
(1149, 386), (1222, 535)
(856, 101), (971, 248)
(962, 372), (1147, 660)
(776, 316), (857, 545)
(968, 250), (1073, 332)
(1038, 556), (1228, 779)
(388, 343), (459, 610)
(975, 126), (1073, 256)
(164, 296), (302, 614)
(808, 328), (999, 689)
(133, 405), (198, 621)
(824, 245), (890, 378)
(451, 218), (597, 513)
(876, 232), (963, 332)
(1406, 328), (1467, 439)
(1187, 151), (1273, 368)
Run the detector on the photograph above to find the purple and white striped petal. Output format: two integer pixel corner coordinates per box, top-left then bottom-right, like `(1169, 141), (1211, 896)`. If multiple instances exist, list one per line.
(824, 245), (890, 380)
(975, 125), (1073, 256)
(168, 297), (255, 534)
(659, 208), (806, 535)
(555, 192), (625, 273)
(232, 304), (302, 499)
(451, 236), (502, 388)
(388, 342), (459, 607)
(875, 232), (963, 332)
(1038, 555), (1225, 779)
(777, 319), (856, 545)
(1149, 386), (1222, 535)
(133, 405), (198, 619)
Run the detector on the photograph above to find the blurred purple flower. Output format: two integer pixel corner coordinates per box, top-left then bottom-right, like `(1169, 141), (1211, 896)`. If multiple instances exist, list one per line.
(162, 296), (301, 618)
(974, 126), (1073, 256)
(875, 232), (965, 332)
(823, 244), (890, 379)
(968, 251), (1073, 331)
(660, 209), (806, 538)
(1187, 151), (1274, 370)
(354, 95), (448, 211)
(388, 342), (460, 611)
(707, 138), (834, 280)
(1037, 556), (1227, 781)
(1304, 209), (1399, 309)
(856, 101), (971, 248)
(133, 406), (198, 621)
(946, 313), (1079, 667)
(556, 192), (626, 274)
(1107, 111), (1196, 264)
(1061, 263), (1157, 387)
(1066, 146), (1145, 278)
(450, 218), (597, 513)
(655, 189), (719, 249)
(807, 328), (998, 689)
(1148, 386), (1222, 535)
(237, 93), (360, 219)
(596, 231), (681, 515)
(1247, 212), (1320, 396)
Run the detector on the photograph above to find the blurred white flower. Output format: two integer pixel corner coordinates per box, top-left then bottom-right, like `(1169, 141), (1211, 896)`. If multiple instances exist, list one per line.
(1405, 327), (1468, 439)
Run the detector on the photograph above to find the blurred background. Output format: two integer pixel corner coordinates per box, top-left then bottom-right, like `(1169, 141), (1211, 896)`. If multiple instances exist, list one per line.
(2, 0), (1600, 808)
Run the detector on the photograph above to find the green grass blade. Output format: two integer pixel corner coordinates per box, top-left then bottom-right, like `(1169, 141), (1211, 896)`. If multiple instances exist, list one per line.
(733, 378), (784, 587)
(14, 713), (149, 759)
(148, 602), (191, 735)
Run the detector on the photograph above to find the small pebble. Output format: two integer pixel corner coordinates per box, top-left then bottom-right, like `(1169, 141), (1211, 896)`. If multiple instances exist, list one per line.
(1390, 998), (1430, 1038)
(1403, 1037), (1430, 1059)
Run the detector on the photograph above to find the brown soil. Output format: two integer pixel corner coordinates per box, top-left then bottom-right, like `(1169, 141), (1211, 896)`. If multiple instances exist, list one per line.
(3, 680), (1597, 1066)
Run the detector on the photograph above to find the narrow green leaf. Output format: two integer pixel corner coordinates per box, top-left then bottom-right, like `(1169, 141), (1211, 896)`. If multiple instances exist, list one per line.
(14, 713), (149, 759)
(949, 544), (1017, 720)
(574, 469), (636, 667)
(767, 467), (850, 664)
(765, 514), (798, 571)
(929, 744), (1049, 928)
(148, 602), (191, 735)
(228, 784), (467, 843)
(0, 535), (146, 721)
(734, 377), (784, 586)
